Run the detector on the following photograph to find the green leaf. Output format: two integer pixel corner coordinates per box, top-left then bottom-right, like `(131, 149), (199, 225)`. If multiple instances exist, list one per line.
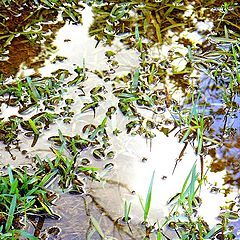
(180, 128), (191, 143)
(179, 164), (193, 205)
(135, 25), (140, 41)
(90, 216), (105, 238)
(17, 230), (39, 240)
(5, 194), (17, 231)
(4, 33), (14, 47)
(7, 167), (14, 185)
(188, 164), (198, 211)
(157, 230), (162, 240)
(124, 201), (132, 222)
(10, 179), (18, 195)
(78, 166), (99, 172)
(26, 76), (41, 100)
(28, 119), (39, 135)
(39, 170), (58, 187)
(144, 171), (155, 222)
(204, 224), (222, 239)
(131, 68), (139, 91)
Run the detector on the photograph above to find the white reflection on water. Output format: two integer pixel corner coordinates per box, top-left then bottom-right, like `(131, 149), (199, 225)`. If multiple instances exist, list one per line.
(89, 128), (238, 227)
(37, 6), (139, 78)
(39, 6), (107, 75)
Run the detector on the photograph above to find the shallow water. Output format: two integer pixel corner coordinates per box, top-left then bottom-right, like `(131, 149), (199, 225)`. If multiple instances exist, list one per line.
(0, 1), (239, 239)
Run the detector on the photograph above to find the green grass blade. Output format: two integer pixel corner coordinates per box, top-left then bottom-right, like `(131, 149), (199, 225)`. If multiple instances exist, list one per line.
(144, 171), (155, 222)
(124, 201), (132, 222)
(5, 194), (17, 231)
(10, 179), (18, 195)
(188, 45), (193, 61)
(179, 164), (193, 205)
(135, 25), (140, 41)
(90, 216), (105, 238)
(39, 170), (58, 187)
(139, 195), (144, 211)
(28, 119), (39, 135)
(90, 117), (107, 140)
(157, 231), (162, 240)
(17, 230), (39, 240)
(124, 201), (128, 222)
(197, 129), (203, 155)
(7, 167), (14, 185)
(26, 76), (41, 100)
(180, 128), (191, 143)
(131, 68), (139, 91)
(188, 163), (198, 211)
(58, 129), (66, 145)
(204, 224), (222, 239)
(4, 33), (14, 47)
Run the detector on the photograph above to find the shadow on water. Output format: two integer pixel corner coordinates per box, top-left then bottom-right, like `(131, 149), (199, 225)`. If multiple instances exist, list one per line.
(0, 0), (239, 239)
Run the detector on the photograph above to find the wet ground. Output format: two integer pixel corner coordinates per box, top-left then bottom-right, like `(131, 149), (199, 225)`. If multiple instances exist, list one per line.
(0, 1), (239, 239)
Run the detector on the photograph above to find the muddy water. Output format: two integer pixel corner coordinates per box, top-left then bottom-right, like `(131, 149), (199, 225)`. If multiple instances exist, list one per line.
(0, 1), (240, 239)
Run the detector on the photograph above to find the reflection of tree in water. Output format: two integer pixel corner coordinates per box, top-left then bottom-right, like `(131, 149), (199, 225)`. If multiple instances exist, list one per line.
(88, 0), (239, 46)
(0, 0), (83, 77)
(210, 136), (240, 190)
(88, 0), (187, 46)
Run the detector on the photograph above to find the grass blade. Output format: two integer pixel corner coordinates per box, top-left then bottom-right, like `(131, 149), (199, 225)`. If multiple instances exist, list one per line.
(6, 194), (17, 231)
(17, 230), (39, 240)
(10, 179), (18, 195)
(144, 171), (155, 222)
(131, 68), (139, 91)
(204, 224), (222, 239)
(188, 163), (198, 212)
(7, 167), (14, 185)
(180, 128), (191, 144)
(124, 201), (132, 222)
(28, 119), (39, 135)
(90, 216), (105, 238)
(26, 76), (41, 100)
(178, 164), (193, 205)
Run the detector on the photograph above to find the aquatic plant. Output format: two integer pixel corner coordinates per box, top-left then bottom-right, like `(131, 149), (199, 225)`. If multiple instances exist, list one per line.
(159, 163), (239, 239)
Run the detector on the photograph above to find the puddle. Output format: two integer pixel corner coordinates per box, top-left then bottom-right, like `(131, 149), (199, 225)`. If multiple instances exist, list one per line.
(0, 1), (239, 239)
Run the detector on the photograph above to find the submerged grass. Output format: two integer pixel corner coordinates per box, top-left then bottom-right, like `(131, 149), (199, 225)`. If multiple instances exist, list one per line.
(90, 216), (105, 239)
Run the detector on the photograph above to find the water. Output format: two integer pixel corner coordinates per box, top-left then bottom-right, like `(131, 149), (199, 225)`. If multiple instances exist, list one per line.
(0, 1), (239, 239)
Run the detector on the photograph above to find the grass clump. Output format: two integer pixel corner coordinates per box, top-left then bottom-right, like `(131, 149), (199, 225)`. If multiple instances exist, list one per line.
(158, 163), (239, 240)
(0, 166), (58, 239)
